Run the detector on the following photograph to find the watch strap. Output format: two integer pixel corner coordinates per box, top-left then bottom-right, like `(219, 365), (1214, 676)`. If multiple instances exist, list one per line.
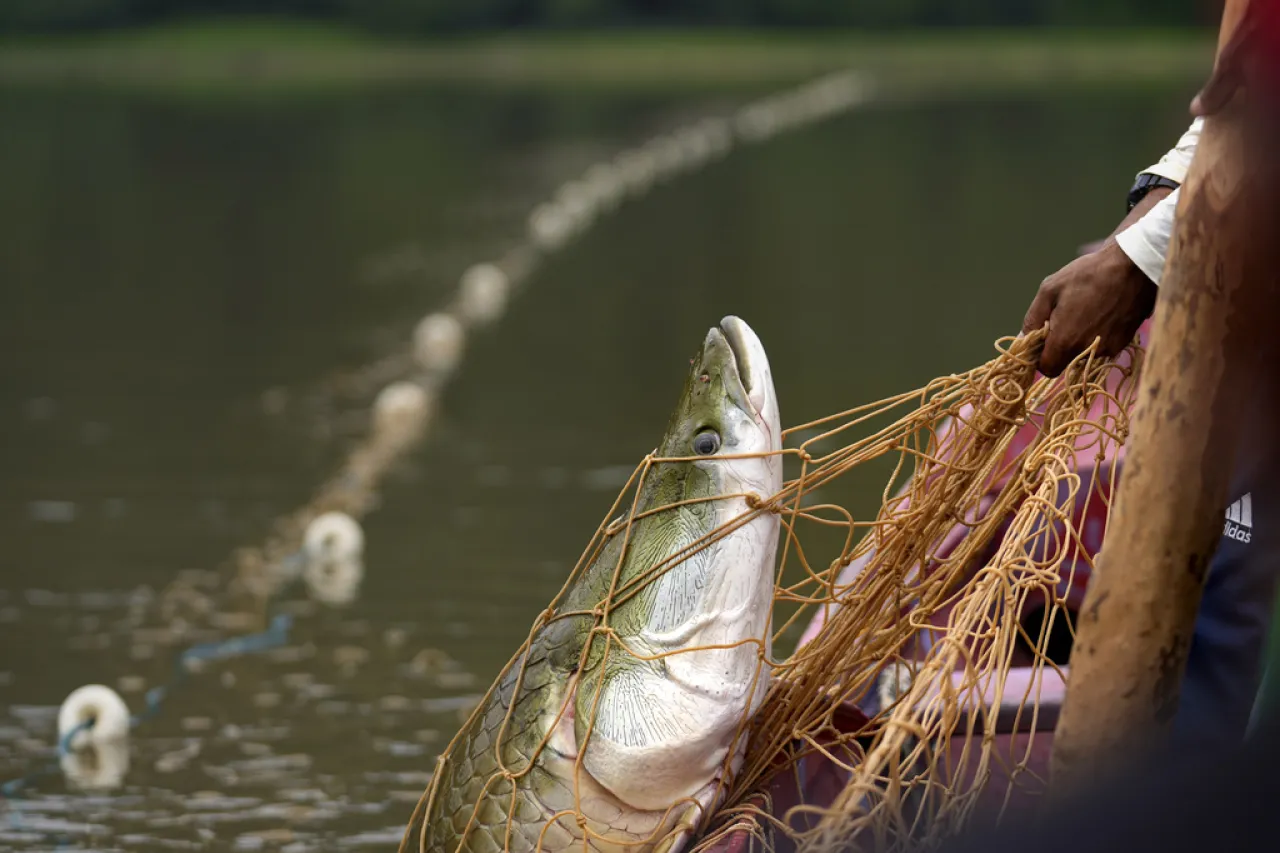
(1127, 173), (1181, 212)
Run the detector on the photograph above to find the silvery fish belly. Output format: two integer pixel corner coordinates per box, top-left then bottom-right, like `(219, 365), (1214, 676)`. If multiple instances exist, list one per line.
(401, 317), (783, 853)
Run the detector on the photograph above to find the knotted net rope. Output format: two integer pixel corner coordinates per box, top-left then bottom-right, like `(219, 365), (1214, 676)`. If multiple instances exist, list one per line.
(402, 330), (1141, 852)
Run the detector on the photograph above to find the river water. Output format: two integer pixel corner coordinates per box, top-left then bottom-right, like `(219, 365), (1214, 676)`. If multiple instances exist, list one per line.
(0, 78), (1194, 850)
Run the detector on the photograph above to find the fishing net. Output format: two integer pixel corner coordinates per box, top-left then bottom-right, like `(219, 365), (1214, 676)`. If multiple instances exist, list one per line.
(400, 329), (1142, 853)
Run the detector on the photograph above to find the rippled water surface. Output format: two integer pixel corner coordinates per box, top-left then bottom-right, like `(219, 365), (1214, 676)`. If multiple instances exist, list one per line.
(0, 79), (1194, 849)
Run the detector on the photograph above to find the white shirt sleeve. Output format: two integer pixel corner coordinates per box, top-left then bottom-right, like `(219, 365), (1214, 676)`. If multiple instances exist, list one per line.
(1116, 188), (1180, 284)
(1140, 117), (1203, 184)
(1114, 117), (1202, 285)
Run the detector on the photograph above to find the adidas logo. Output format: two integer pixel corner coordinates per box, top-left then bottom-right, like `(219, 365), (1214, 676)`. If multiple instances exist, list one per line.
(1224, 493), (1253, 544)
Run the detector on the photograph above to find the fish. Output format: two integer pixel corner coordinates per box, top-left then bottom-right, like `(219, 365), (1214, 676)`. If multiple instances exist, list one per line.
(401, 316), (783, 853)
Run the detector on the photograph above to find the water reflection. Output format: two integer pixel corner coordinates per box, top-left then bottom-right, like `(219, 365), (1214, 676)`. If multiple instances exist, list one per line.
(304, 557), (365, 607)
(0, 81), (1197, 848)
(61, 739), (130, 792)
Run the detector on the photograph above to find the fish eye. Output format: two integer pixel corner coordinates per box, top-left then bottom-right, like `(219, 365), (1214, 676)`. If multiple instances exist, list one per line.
(692, 429), (721, 456)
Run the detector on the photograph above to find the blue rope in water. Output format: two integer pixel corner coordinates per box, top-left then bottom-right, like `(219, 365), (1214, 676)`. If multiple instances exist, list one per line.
(130, 613), (294, 728)
(0, 613), (293, 801)
(0, 721), (93, 800)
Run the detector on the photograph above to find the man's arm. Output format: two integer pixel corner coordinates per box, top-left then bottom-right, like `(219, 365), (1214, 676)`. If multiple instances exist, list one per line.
(1113, 189), (1180, 283)
(1022, 119), (1203, 377)
(1113, 117), (1202, 283)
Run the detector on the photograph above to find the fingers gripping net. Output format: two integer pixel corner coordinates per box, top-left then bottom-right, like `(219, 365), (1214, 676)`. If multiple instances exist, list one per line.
(401, 332), (1141, 852)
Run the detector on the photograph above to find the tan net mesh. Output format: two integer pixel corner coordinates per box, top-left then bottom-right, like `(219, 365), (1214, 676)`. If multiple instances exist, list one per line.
(400, 330), (1142, 853)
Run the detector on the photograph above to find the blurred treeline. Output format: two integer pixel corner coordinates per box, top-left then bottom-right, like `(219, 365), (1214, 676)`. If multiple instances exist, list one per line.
(0, 0), (1213, 35)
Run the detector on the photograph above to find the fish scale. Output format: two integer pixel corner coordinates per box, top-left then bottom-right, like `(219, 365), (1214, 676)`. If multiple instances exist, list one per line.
(420, 552), (698, 851)
(429, 647), (571, 852)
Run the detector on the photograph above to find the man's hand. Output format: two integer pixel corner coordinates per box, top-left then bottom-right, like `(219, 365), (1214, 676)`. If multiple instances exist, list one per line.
(1021, 187), (1171, 377)
(1021, 242), (1157, 377)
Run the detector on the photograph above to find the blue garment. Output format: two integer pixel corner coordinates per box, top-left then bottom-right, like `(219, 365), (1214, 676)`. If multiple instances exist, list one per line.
(1176, 484), (1279, 747)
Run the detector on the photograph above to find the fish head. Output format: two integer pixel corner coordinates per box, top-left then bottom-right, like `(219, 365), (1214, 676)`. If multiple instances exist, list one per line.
(654, 315), (781, 498)
(561, 316), (783, 817)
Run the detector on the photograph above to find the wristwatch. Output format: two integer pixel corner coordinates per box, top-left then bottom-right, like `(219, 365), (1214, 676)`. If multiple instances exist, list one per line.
(1126, 173), (1181, 212)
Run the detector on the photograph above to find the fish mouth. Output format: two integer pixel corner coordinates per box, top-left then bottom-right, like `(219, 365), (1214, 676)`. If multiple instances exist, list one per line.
(718, 316), (769, 417)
